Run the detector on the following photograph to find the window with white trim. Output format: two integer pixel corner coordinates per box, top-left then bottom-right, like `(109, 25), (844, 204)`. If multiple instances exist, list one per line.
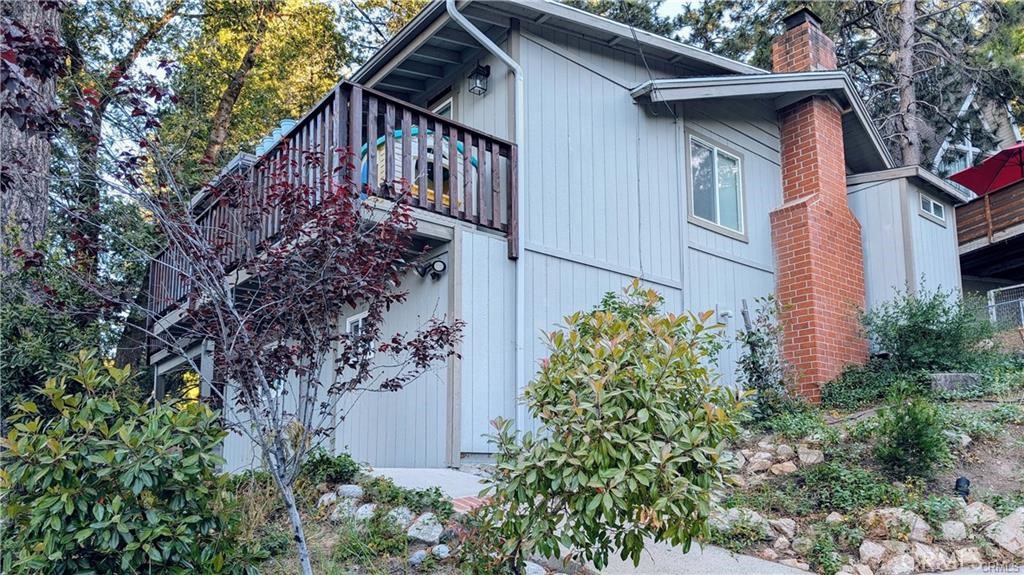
(690, 137), (743, 233)
(346, 311), (374, 359)
(431, 97), (452, 119)
(920, 193), (945, 221)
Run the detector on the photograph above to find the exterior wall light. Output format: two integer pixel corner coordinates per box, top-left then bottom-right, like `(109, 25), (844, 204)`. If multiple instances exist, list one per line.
(416, 259), (447, 280)
(467, 64), (490, 96)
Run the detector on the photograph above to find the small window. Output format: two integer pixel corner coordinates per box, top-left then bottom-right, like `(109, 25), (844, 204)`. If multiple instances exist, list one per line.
(431, 97), (453, 119)
(690, 136), (743, 234)
(346, 311), (374, 359)
(920, 193), (945, 221)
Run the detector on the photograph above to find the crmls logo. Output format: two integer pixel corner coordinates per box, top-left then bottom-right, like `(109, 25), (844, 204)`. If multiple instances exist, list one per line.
(983, 564), (1023, 573)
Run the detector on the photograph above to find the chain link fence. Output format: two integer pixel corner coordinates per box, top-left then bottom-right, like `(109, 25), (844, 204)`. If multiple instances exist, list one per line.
(988, 283), (1024, 330)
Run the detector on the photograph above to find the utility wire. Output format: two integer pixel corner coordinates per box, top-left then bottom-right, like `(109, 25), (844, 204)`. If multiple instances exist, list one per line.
(628, 21), (678, 122)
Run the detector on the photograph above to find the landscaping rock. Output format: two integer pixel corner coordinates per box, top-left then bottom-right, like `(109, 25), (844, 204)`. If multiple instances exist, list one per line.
(759, 548), (779, 561)
(770, 461), (799, 476)
(797, 445), (824, 465)
(770, 518), (797, 539)
(408, 513), (444, 545)
(354, 503), (376, 521)
(748, 458), (772, 473)
(408, 549), (428, 567)
(826, 512), (845, 523)
(317, 491), (338, 508)
(773, 535), (791, 551)
(910, 542), (952, 571)
(336, 484), (364, 499)
(523, 561), (546, 575)
(792, 536), (814, 556)
(954, 547), (983, 567)
(387, 506), (415, 529)
(929, 372), (981, 393)
(963, 501), (999, 526)
(779, 558), (810, 571)
(942, 430), (972, 449)
(985, 507), (1024, 558)
(859, 540), (887, 569)
(864, 508), (931, 542)
(776, 444), (796, 460)
(851, 564), (873, 575)
(879, 540), (909, 556)
(432, 544), (451, 559)
(329, 498), (357, 522)
(876, 553), (914, 575)
(708, 507), (774, 540)
(757, 440), (776, 451)
(939, 520), (967, 541)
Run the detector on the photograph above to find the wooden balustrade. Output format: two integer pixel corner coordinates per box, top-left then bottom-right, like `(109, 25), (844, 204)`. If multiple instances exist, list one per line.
(149, 82), (517, 319)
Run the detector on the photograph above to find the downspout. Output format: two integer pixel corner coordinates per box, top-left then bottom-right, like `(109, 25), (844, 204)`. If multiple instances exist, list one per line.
(444, 0), (528, 432)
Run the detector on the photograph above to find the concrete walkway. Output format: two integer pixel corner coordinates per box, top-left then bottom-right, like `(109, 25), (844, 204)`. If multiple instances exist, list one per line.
(372, 468), (1005, 575)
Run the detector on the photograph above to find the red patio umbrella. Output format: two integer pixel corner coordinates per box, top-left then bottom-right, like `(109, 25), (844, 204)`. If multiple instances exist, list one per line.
(950, 142), (1024, 196)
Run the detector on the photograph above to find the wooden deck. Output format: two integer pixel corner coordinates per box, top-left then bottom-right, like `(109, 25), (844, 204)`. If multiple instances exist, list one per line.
(149, 81), (517, 319)
(957, 181), (1024, 250)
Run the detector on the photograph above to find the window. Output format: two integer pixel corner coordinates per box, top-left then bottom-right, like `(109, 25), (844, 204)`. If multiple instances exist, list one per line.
(920, 193), (945, 222)
(690, 136), (743, 234)
(431, 97), (452, 119)
(346, 311), (374, 359)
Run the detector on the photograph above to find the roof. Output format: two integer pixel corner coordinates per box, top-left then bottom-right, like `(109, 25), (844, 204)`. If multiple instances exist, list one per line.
(846, 166), (973, 205)
(350, 0), (762, 96)
(631, 72), (895, 173)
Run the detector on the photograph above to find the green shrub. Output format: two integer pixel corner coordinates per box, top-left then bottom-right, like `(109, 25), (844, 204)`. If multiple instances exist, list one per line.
(466, 283), (746, 571)
(874, 397), (951, 479)
(722, 480), (815, 517)
(333, 508), (407, 562)
(938, 404), (1019, 443)
(257, 525), (293, 557)
(764, 409), (840, 446)
(809, 522), (865, 575)
(801, 462), (906, 512)
(0, 350), (256, 574)
(906, 495), (962, 527)
(735, 296), (792, 420)
(860, 288), (995, 373)
(299, 448), (360, 485)
(822, 359), (925, 410)
(359, 475), (454, 520)
(986, 491), (1024, 516)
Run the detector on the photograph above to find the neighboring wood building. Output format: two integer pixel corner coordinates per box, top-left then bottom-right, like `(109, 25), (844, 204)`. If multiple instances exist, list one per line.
(147, 2), (969, 470)
(957, 181), (1024, 296)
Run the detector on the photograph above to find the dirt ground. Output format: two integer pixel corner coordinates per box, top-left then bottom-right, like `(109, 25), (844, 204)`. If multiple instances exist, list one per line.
(948, 421), (1024, 500)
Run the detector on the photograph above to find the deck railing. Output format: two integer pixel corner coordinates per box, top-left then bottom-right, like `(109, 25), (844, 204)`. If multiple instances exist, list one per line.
(149, 81), (517, 319)
(957, 182), (1024, 246)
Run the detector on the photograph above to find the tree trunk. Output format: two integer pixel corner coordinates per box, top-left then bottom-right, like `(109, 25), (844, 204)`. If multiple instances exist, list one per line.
(272, 462), (314, 575)
(896, 0), (920, 166)
(114, 263), (151, 369)
(0, 0), (62, 277)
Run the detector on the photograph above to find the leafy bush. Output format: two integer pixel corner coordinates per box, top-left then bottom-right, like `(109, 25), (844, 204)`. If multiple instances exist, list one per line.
(299, 448), (360, 485)
(466, 283), (746, 571)
(0, 350), (256, 574)
(257, 526), (293, 558)
(809, 522), (865, 575)
(359, 475), (453, 520)
(333, 508), (408, 562)
(722, 480), (815, 517)
(860, 288), (995, 373)
(800, 462), (905, 512)
(735, 296), (791, 419)
(874, 396), (951, 479)
(763, 409), (840, 446)
(822, 359), (926, 410)
(906, 495), (962, 527)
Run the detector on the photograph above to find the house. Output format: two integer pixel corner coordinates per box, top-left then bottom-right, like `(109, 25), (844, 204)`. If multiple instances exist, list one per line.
(147, 1), (966, 470)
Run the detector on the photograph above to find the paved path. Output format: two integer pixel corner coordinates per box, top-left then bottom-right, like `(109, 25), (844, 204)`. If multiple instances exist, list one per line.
(373, 468), (1011, 575)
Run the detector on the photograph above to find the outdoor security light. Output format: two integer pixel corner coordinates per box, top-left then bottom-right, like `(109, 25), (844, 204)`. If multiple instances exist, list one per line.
(467, 64), (490, 96)
(416, 259), (447, 280)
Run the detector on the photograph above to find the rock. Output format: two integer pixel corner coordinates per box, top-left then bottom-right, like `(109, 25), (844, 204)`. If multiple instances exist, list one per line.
(792, 536), (814, 556)
(408, 549), (428, 567)
(773, 536), (791, 551)
(770, 518), (797, 539)
(748, 459), (773, 473)
(840, 566), (856, 574)
(911, 542), (952, 571)
(879, 540), (909, 556)
(852, 564), (873, 575)
(708, 507), (774, 540)
(864, 508), (931, 542)
(387, 506), (415, 529)
(317, 491), (338, 508)
(876, 553), (914, 575)
(431, 544), (450, 559)
(523, 561), (546, 575)
(826, 512), (845, 523)
(439, 527), (458, 544)
(336, 484), (364, 499)
(954, 546), (983, 567)
(939, 520), (967, 541)
(985, 507), (1024, 557)
(779, 558), (811, 570)
(963, 501), (999, 526)
(407, 512), (444, 545)
(776, 444), (796, 460)
(770, 461), (799, 476)
(757, 440), (776, 451)
(354, 503), (376, 521)
(859, 540), (887, 569)
(329, 498), (357, 522)
(943, 430), (972, 449)
(729, 474), (748, 488)
(797, 445), (824, 465)
(759, 548), (779, 561)
(929, 372), (982, 393)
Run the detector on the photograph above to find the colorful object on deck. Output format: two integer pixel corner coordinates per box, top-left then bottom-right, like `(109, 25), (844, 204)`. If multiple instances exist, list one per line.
(950, 142), (1024, 195)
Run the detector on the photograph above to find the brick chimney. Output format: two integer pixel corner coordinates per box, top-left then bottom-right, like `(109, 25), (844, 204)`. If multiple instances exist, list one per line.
(769, 8), (867, 402)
